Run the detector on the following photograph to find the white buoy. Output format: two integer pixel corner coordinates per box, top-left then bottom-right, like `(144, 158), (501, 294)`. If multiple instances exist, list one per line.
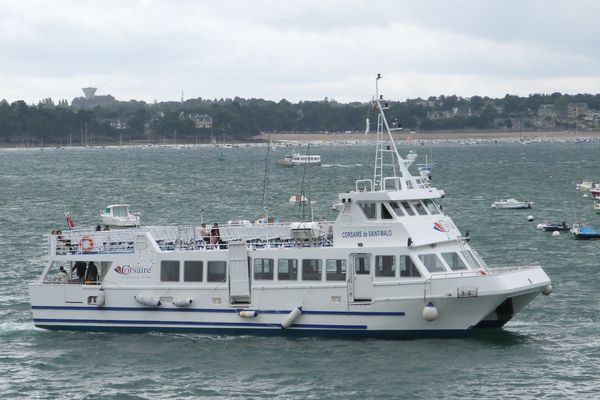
(527, 215), (534, 222)
(542, 285), (553, 295)
(536, 223), (544, 230)
(134, 295), (161, 307)
(238, 310), (259, 318)
(281, 307), (303, 328)
(173, 298), (193, 307)
(96, 289), (105, 307)
(422, 302), (438, 321)
(583, 194), (589, 198)
(552, 231), (560, 237)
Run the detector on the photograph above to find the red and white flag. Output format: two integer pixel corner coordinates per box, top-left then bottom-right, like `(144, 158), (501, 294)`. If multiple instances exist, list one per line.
(65, 213), (75, 229)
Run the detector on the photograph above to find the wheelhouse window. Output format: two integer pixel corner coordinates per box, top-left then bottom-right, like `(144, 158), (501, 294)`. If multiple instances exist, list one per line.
(400, 256), (421, 277)
(375, 255), (396, 277)
(442, 252), (468, 271)
(359, 203), (377, 219)
(401, 201), (415, 216)
(254, 258), (274, 280)
(381, 203), (393, 219)
(184, 261), (203, 281)
(302, 259), (322, 281)
(278, 259), (298, 281)
(423, 199), (440, 215)
(161, 260), (180, 282)
(461, 250), (481, 269)
(326, 259), (347, 281)
(389, 201), (404, 217)
(207, 261), (227, 282)
(411, 200), (428, 216)
(418, 254), (447, 273)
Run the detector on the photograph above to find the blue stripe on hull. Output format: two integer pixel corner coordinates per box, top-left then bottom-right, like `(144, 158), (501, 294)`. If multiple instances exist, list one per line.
(31, 305), (405, 317)
(34, 322), (468, 339)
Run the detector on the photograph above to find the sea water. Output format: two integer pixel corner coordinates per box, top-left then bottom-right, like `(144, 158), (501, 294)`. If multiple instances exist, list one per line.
(1, 142), (599, 399)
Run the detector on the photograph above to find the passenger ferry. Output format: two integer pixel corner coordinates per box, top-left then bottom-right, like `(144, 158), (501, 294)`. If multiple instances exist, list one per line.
(29, 75), (552, 337)
(277, 153), (321, 167)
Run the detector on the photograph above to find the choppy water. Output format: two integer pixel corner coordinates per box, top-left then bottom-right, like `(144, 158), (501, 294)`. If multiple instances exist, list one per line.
(1, 142), (599, 399)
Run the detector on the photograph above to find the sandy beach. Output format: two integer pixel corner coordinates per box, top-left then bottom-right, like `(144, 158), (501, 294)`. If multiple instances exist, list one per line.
(255, 130), (600, 143)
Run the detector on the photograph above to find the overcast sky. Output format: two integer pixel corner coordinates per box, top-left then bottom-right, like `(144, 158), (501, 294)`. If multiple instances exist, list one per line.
(2, 0), (600, 104)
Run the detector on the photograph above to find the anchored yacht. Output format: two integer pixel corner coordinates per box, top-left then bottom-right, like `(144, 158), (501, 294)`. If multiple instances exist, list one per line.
(29, 75), (552, 337)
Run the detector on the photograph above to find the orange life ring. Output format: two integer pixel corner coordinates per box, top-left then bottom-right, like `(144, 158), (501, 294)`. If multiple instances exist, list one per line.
(80, 235), (94, 252)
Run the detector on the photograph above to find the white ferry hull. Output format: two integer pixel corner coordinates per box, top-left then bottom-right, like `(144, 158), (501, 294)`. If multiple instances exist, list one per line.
(29, 266), (549, 338)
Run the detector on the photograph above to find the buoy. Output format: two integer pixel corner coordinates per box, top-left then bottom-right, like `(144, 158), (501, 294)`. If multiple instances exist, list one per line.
(96, 288), (105, 307)
(552, 231), (560, 237)
(491, 204), (497, 208)
(542, 285), (553, 296)
(583, 194), (589, 198)
(536, 223), (544, 230)
(422, 302), (438, 321)
(281, 307), (303, 328)
(173, 298), (193, 307)
(134, 295), (161, 307)
(527, 215), (534, 222)
(238, 310), (259, 318)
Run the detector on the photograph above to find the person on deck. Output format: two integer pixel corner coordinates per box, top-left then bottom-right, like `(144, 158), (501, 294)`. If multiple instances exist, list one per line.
(210, 223), (220, 248)
(85, 262), (98, 283)
(72, 261), (87, 282)
(201, 223), (210, 245)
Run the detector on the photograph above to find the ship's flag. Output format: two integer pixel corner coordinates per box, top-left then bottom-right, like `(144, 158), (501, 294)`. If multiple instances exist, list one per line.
(66, 213), (75, 230)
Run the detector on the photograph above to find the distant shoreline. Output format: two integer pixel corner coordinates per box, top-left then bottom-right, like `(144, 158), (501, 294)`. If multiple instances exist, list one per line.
(3, 129), (600, 149)
(256, 129), (600, 142)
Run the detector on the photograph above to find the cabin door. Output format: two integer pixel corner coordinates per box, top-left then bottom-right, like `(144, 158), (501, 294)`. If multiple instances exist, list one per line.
(228, 240), (251, 304)
(351, 254), (372, 301)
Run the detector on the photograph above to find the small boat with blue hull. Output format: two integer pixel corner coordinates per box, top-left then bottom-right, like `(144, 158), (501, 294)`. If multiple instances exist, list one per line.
(28, 75), (552, 338)
(541, 222), (570, 232)
(571, 224), (600, 240)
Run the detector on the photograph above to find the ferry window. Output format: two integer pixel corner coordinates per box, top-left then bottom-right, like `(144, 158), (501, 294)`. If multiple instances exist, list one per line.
(302, 259), (322, 281)
(326, 259), (347, 281)
(184, 261), (203, 281)
(399, 256), (421, 277)
(278, 259), (298, 280)
(375, 255), (396, 277)
(354, 255), (370, 275)
(418, 254), (447, 273)
(161, 260), (180, 282)
(381, 203), (393, 219)
(389, 201), (404, 216)
(461, 250), (481, 269)
(359, 203), (377, 219)
(207, 261), (227, 282)
(411, 201), (428, 216)
(254, 258), (274, 280)
(442, 252), (468, 271)
(405, 180), (414, 189)
(401, 201), (415, 216)
(423, 199), (440, 215)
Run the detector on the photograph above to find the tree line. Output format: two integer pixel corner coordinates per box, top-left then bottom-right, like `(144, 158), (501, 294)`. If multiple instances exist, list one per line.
(1, 92), (600, 146)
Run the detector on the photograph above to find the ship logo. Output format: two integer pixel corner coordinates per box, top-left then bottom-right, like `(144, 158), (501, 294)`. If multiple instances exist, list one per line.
(433, 221), (448, 233)
(114, 265), (126, 275)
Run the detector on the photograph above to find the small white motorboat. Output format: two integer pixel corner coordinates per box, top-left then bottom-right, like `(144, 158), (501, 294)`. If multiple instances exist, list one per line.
(289, 194), (308, 205)
(277, 153), (321, 167)
(491, 198), (533, 209)
(100, 204), (140, 227)
(576, 181), (594, 192)
(590, 185), (600, 200)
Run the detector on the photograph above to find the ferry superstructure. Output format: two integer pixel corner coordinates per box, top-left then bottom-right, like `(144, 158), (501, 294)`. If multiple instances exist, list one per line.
(29, 75), (552, 337)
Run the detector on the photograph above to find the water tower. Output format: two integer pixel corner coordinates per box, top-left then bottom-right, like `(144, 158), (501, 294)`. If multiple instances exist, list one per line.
(82, 87), (97, 99)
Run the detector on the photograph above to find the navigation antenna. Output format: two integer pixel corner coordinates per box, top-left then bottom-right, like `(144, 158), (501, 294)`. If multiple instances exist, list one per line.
(372, 74), (417, 191)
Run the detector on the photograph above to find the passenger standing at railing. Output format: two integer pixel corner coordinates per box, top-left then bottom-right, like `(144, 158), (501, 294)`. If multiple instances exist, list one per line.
(72, 261), (87, 282)
(210, 223), (220, 248)
(85, 262), (98, 284)
(201, 223), (210, 245)
(58, 266), (68, 283)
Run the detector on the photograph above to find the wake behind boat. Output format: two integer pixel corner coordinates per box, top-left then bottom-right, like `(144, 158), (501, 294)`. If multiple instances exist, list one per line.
(28, 75), (552, 338)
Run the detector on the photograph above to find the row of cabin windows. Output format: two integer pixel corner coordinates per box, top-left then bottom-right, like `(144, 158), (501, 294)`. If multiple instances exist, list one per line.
(159, 251), (476, 283)
(359, 200), (440, 220)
